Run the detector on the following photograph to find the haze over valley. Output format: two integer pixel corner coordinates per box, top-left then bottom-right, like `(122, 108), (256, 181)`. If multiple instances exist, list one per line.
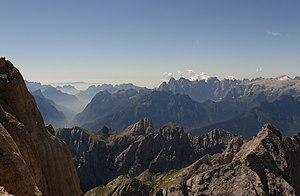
(1, 1), (300, 196)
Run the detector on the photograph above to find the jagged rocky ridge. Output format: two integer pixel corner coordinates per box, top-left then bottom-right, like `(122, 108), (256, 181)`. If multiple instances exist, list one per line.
(86, 124), (300, 196)
(159, 76), (300, 104)
(72, 89), (251, 131)
(0, 58), (81, 196)
(224, 75), (300, 102)
(56, 118), (236, 193)
(158, 75), (300, 103)
(192, 95), (300, 138)
(158, 77), (246, 102)
(75, 83), (146, 105)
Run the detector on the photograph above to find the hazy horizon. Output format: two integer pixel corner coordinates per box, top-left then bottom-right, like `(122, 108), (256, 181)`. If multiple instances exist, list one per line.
(25, 73), (300, 91)
(1, 1), (299, 88)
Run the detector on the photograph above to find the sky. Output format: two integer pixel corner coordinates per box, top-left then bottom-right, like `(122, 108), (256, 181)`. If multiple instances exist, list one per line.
(1, 0), (300, 88)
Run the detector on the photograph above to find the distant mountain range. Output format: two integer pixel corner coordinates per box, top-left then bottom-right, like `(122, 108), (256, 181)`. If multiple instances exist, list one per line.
(56, 85), (80, 95)
(75, 83), (145, 105)
(72, 90), (251, 131)
(26, 81), (147, 128)
(158, 76), (245, 102)
(26, 75), (300, 137)
(158, 75), (300, 103)
(223, 75), (300, 102)
(26, 81), (83, 114)
(192, 95), (300, 138)
(4, 58), (300, 196)
(31, 90), (67, 128)
(42, 86), (85, 112)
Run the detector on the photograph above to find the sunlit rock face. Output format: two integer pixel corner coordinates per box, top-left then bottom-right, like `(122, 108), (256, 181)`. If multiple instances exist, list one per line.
(0, 58), (82, 196)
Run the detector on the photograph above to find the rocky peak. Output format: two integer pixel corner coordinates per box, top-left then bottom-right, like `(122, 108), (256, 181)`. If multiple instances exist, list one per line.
(85, 176), (153, 196)
(56, 127), (110, 193)
(208, 128), (231, 140)
(283, 132), (300, 194)
(31, 89), (45, 98)
(190, 128), (236, 158)
(78, 123), (300, 196)
(168, 77), (176, 84)
(233, 123), (284, 163)
(99, 89), (111, 96)
(58, 119), (237, 193)
(150, 125), (300, 196)
(158, 124), (186, 141)
(196, 128), (236, 147)
(0, 59), (81, 195)
(257, 123), (282, 139)
(99, 125), (111, 135)
(0, 57), (6, 67)
(0, 57), (13, 71)
(125, 117), (154, 135)
(222, 136), (244, 163)
(0, 59), (45, 131)
(158, 81), (168, 91)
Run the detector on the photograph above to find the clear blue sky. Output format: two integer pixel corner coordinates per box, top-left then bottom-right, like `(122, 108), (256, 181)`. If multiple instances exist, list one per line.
(1, 0), (299, 87)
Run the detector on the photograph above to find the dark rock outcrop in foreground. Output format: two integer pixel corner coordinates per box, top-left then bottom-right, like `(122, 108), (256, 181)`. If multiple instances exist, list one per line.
(86, 124), (300, 196)
(0, 58), (81, 196)
(57, 118), (236, 193)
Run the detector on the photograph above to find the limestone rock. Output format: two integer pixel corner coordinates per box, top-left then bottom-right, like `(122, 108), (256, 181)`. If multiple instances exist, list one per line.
(57, 118), (235, 193)
(0, 186), (13, 196)
(91, 124), (300, 195)
(158, 124), (300, 195)
(0, 59), (81, 196)
(0, 113), (41, 196)
(56, 126), (112, 193)
(84, 176), (153, 196)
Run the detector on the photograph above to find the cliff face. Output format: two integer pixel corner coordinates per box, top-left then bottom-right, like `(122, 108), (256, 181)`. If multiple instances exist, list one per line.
(0, 58), (81, 196)
(84, 175), (153, 196)
(56, 126), (113, 193)
(85, 124), (300, 196)
(155, 124), (300, 196)
(57, 118), (235, 193)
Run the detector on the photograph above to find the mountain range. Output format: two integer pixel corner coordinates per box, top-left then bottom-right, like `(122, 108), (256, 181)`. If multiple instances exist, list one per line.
(26, 74), (300, 138)
(84, 123), (300, 196)
(56, 118), (300, 195)
(159, 75), (300, 103)
(192, 95), (300, 138)
(76, 83), (145, 105)
(31, 89), (68, 128)
(2, 57), (300, 196)
(56, 118), (236, 192)
(72, 90), (251, 131)
(25, 81), (148, 128)
(158, 76), (244, 102)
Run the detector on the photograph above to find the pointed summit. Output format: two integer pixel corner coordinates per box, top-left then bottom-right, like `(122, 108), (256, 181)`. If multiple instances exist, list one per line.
(257, 123), (282, 139)
(125, 117), (154, 135)
(0, 59), (81, 195)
